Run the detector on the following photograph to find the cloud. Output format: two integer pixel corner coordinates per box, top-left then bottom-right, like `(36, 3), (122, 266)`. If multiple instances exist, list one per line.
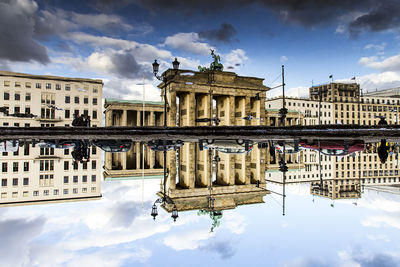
(0, 0), (49, 63)
(107, 201), (151, 228)
(359, 54), (400, 72)
(70, 12), (134, 33)
(224, 49), (248, 70)
(348, 2), (400, 37)
(163, 229), (213, 250)
(67, 32), (172, 61)
(198, 23), (237, 43)
(267, 86), (309, 99)
(364, 42), (386, 52)
(0, 217), (45, 267)
(163, 32), (215, 55)
(280, 56), (288, 63)
(123, 0), (400, 37)
(199, 240), (236, 259)
(338, 248), (400, 267)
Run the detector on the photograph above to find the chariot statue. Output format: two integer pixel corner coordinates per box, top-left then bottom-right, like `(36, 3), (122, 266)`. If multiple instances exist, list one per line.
(198, 49), (224, 72)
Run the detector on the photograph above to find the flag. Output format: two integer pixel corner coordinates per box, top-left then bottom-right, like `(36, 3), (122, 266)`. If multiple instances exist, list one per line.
(329, 75), (333, 79)
(351, 76), (356, 80)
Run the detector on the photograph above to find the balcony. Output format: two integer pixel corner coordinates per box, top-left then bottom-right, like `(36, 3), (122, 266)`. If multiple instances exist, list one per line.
(35, 116), (63, 122)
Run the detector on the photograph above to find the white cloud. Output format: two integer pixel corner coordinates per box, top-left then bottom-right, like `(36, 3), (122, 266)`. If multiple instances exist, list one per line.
(66, 32), (172, 62)
(223, 211), (247, 234)
(71, 12), (133, 32)
(224, 49), (248, 70)
(163, 229), (213, 250)
(280, 55), (288, 63)
(364, 42), (386, 52)
(163, 32), (215, 55)
(359, 54), (400, 72)
(267, 86), (309, 99)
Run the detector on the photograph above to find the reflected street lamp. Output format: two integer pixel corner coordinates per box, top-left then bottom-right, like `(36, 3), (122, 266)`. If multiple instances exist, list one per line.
(153, 58), (180, 127)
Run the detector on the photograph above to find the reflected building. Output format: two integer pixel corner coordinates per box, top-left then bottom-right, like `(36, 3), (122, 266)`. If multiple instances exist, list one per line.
(0, 142), (102, 206)
(161, 143), (269, 215)
(103, 99), (165, 179)
(266, 142), (400, 200)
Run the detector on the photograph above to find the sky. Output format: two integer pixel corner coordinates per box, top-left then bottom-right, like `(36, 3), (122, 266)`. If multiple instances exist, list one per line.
(2, 0), (400, 101)
(2, 178), (400, 266)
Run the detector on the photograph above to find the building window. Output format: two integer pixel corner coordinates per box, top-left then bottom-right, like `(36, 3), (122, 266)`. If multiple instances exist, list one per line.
(25, 93), (31, 101)
(3, 92), (9, 100)
(4, 81), (10, 87)
(25, 107), (31, 114)
(82, 175), (87, 183)
(36, 83), (41, 89)
(63, 189), (68, 195)
(84, 97), (88, 104)
(14, 93), (20, 101)
(23, 178), (29, 186)
(14, 106), (20, 114)
(25, 82), (31, 88)
(15, 82), (21, 87)
(33, 191), (39, 196)
(23, 162), (29, 171)
(1, 179), (7, 187)
(92, 110), (97, 119)
(65, 109), (70, 119)
(64, 176), (69, 184)
(83, 109), (88, 116)
(93, 88), (98, 93)
(65, 84), (70, 91)
(12, 178), (18, 186)
(2, 162), (7, 172)
(91, 175), (96, 182)
(46, 83), (51, 89)
(82, 162), (87, 170)
(92, 160), (96, 170)
(13, 162), (18, 172)
(93, 98), (97, 105)
(64, 161), (69, 170)
(54, 189), (59, 195)
(65, 96), (70, 104)
(74, 96), (79, 104)
(73, 176), (78, 183)
(56, 84), (61, 90)
(73, 188), (78, 194)
(73, 161), (78, 170)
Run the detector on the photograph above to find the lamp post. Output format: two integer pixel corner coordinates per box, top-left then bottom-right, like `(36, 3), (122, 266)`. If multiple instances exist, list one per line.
(150, 140), (179, 222)
(152, 58), (180, 127)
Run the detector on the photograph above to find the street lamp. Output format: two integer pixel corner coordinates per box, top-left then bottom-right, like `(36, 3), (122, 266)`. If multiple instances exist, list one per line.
(152, 58), (180, 126)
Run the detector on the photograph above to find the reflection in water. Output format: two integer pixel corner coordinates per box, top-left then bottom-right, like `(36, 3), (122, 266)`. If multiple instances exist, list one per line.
(0, 140), (102, 206)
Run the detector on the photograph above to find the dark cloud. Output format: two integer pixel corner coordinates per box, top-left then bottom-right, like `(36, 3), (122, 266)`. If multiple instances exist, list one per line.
(199, 23), (237, 43)
(112, 0), (400, 37)
(200, 240), (236, 259)
(0, 0), (49, 63)
(110, 50), (153, 79)
(348, 1), (400, 38)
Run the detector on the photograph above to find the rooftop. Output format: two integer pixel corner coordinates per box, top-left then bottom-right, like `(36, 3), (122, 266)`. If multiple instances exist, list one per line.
(105, 98), (164, 106)
(0, 70), (103, 84)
